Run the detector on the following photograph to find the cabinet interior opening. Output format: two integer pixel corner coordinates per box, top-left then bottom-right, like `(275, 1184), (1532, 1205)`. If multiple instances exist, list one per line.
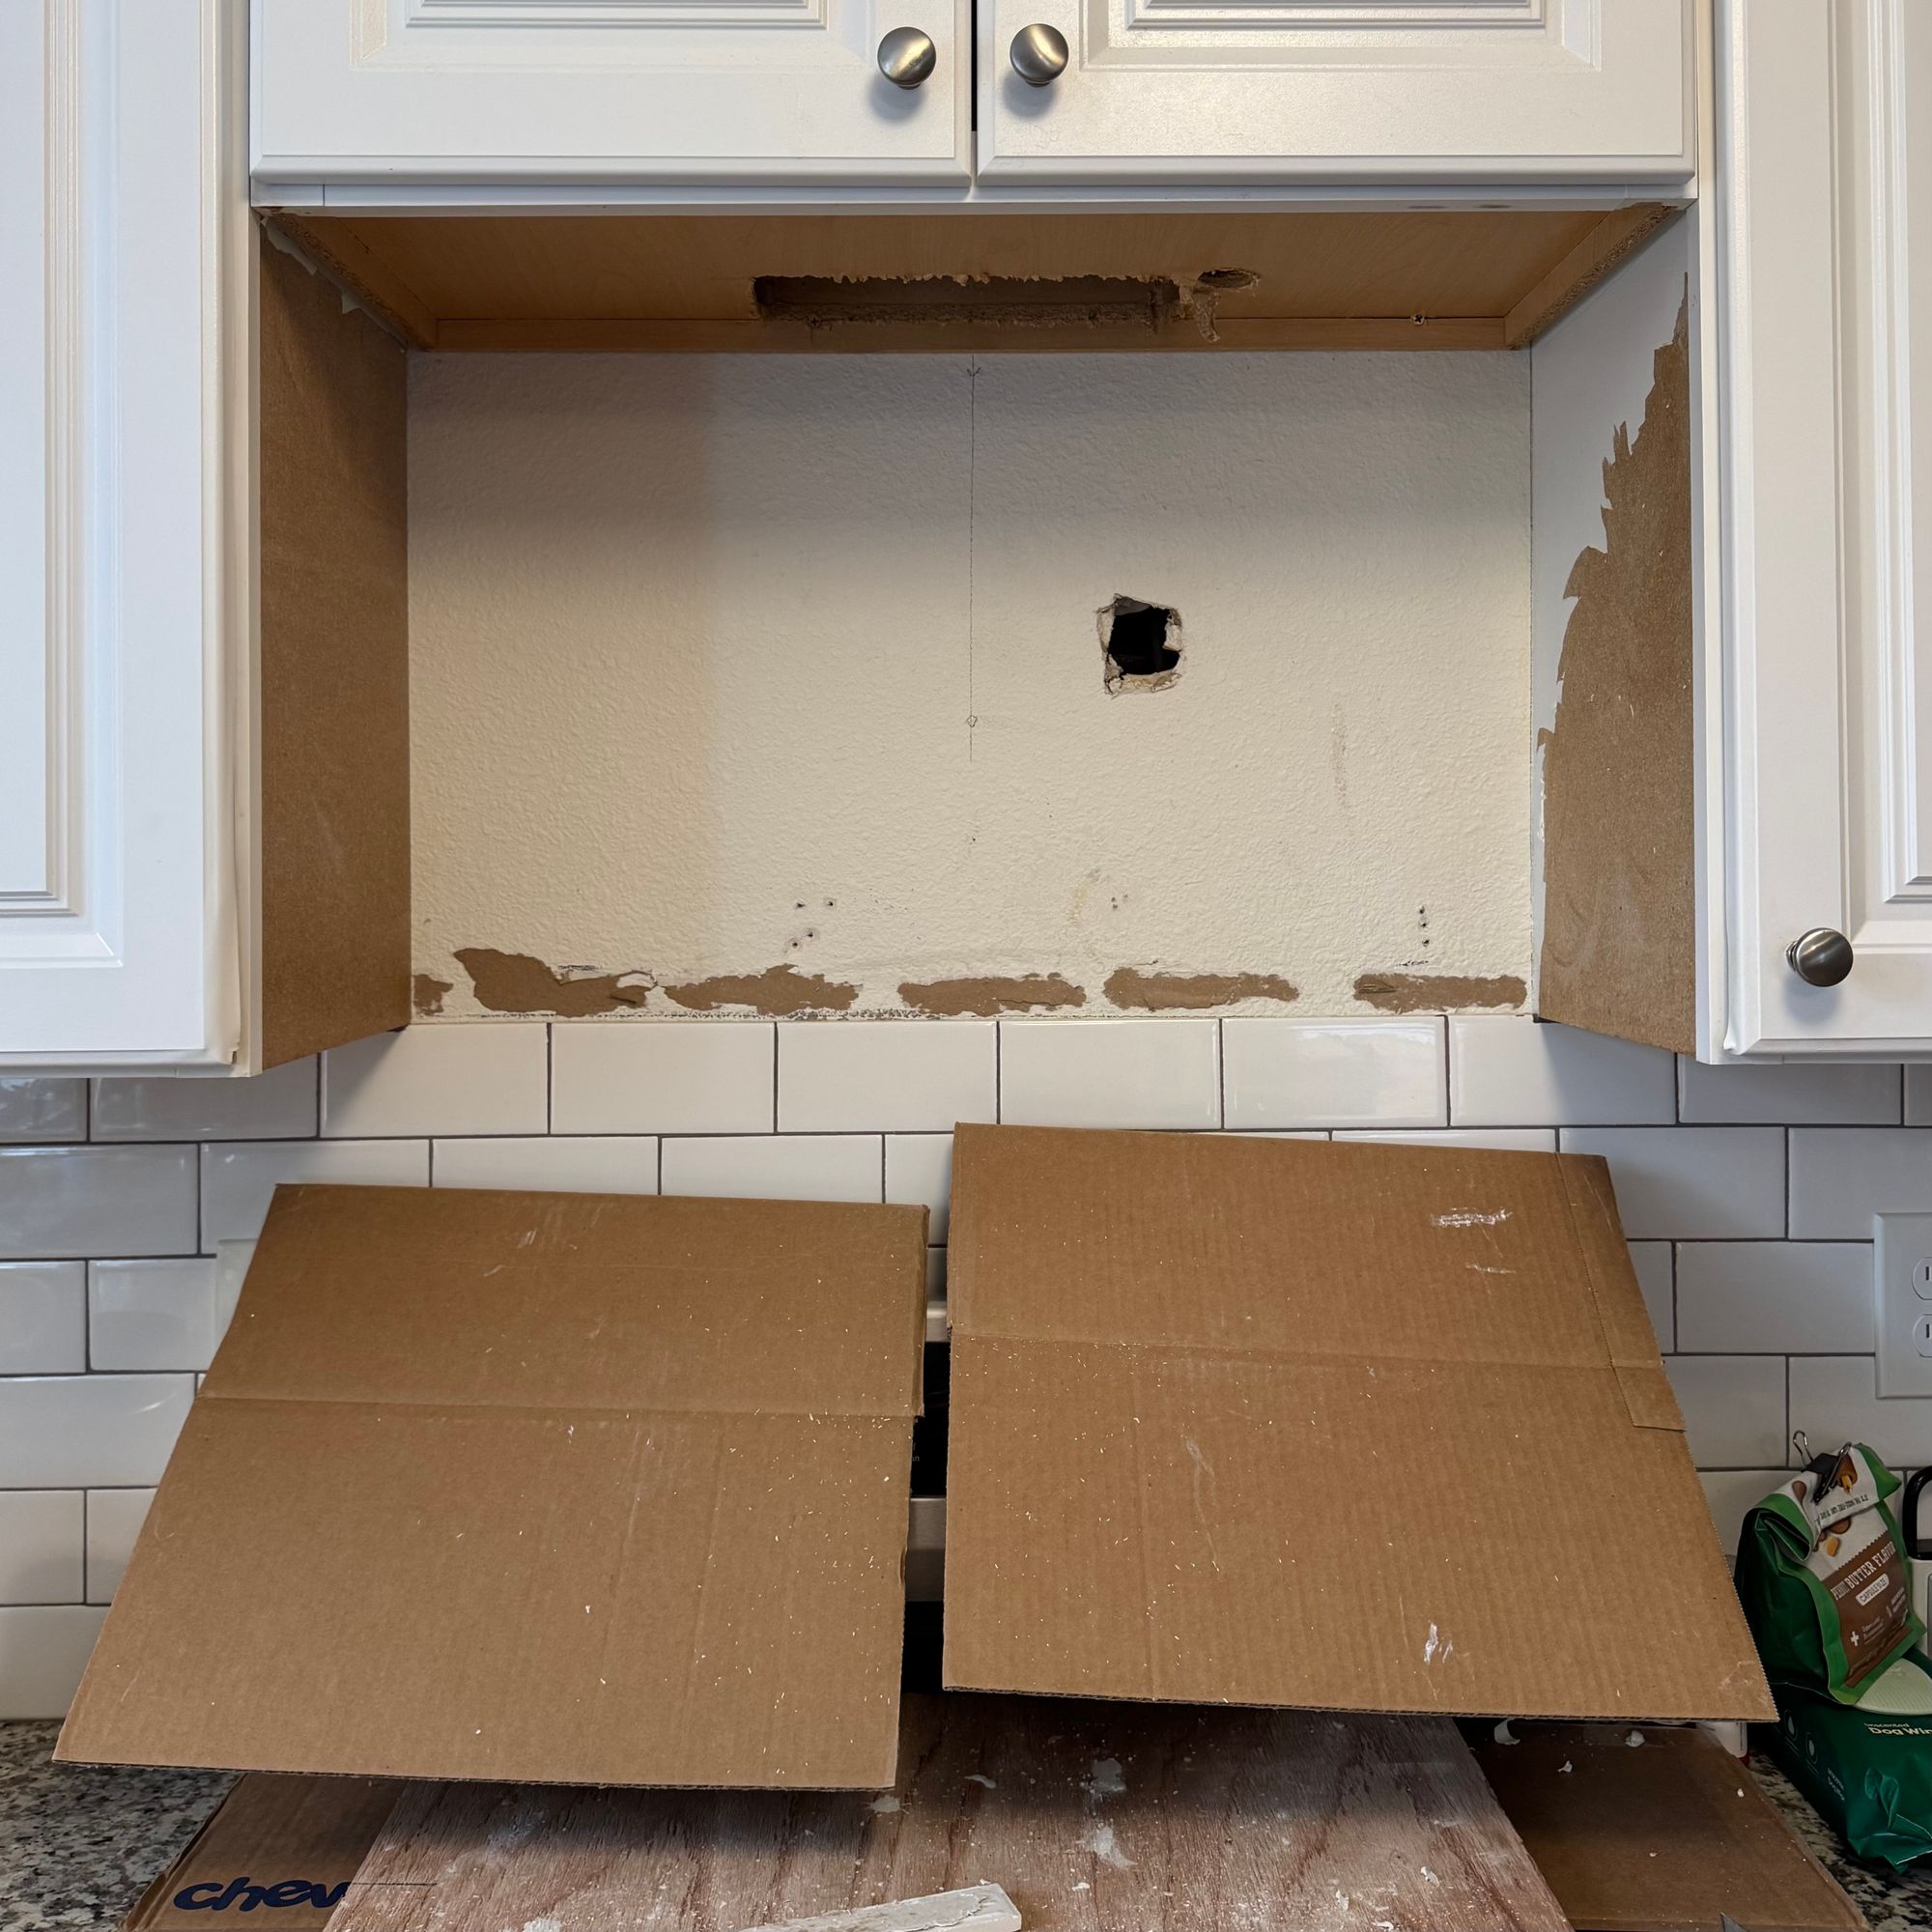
(252, 206), (1692, 1065)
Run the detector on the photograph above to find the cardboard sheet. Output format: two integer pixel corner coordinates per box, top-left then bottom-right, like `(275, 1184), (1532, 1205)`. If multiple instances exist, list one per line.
(1475, 1723), (1863, 1932)
(61, 1184), (927, 1789)
(125, 1776), (399, 1930)
(942, 1125), (1774, 1723)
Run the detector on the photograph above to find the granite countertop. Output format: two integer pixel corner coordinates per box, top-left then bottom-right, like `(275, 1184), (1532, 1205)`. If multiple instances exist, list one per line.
(4, 1721), (1930, 1932)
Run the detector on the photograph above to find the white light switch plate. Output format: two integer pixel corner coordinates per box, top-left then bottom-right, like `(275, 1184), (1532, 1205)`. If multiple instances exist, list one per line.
(1876, 1213), (1932, 1396)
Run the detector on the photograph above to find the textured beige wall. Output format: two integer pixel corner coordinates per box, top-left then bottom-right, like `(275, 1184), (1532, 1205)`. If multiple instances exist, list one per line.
(409, 352), (1532, 1019)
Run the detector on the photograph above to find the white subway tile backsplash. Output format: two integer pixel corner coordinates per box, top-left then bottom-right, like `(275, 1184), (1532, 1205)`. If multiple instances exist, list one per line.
(1000, 1019), (1219, 1130)
(0, 1606), (107, 1718)
(0, 1147), (197, 1262)
(213, 1241), (255, 1341)
(1449, 1018), (1675, 1127)
(1663, 1356), (1788, 1467)
(1332, 1127), (1556, 1151)
(779, 1022), (995, 1134)
(886, 1135), (954, 1243)
(661, 1134), (883, 1204)
(1678, 1057), (1900, 1126)
(1698, 1468), (1791, 1559)
(0, 1079), (86, 1145)
(200, 1140), (429, 1248)
(87, 1259), (220, 1373)
(433, 1137), (658, 1194)
(1675, 1242), (1875, 1354)
(0, 1264), (86, 1375)
(1627, 1242), (1674, 1351)
(550, 1023), (774, 1136)
(0, 1376), (192, 1489)
(92, 1060), (319, 1144)
(0, 1493), (83, 1604)
(1789, 1129), (1932, 1240)
(1557, 1128), (1786, 1239)
(1225, 1018), (1445, 1131)
(323, 1025), (547, 1139)
(0, 1008), (1929, 1719)
(84, 1489), (155, 1605)
(1789, 1355), (1932, 1468)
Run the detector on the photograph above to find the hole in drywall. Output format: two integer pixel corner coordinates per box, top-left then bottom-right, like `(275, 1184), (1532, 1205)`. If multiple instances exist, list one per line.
(1101, 595), (1182, 694)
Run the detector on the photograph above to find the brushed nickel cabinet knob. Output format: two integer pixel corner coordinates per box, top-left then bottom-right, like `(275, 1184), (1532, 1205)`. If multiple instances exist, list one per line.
(1010, 22), (1068, 85)
(1787, 927), (1855, 986)
(878, 26), (937, 88)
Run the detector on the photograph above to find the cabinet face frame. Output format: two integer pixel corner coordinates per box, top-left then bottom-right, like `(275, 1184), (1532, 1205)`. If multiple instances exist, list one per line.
(0, 0), (247, 1070)
(251, 0), (974, 189)
(1712, 0), (1932, 1057)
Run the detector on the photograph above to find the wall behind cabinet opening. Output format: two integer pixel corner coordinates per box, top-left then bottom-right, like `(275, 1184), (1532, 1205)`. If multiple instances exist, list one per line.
(408, 352), (1533, 1021)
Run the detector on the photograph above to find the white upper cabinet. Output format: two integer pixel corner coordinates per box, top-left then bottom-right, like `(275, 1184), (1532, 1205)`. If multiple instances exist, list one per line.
(0, 0), (242, 1068)
(1715, 0), (1932, 1057)
(977, 0), (1690, 186)
(252, 0), (972, 188)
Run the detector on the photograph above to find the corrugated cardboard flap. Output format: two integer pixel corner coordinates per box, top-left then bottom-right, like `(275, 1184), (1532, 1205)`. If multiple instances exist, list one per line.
(943, 1125), (1773, 1724)
(61, 1184), (927, 1790)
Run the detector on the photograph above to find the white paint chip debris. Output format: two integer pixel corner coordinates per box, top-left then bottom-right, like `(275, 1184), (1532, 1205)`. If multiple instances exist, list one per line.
(1557, 1760), (1573, 1774)
(1084, 1824), (1132, 1869)
(1435, 1208), (1513, 1228)
(1083, 1757), (1126, 1800)
(869, 1794), (902, 1813)
(1626, 1729), (1646, 1747)
(966, 1773), (997, 1788)
(1492, 1720), (1518, 1746)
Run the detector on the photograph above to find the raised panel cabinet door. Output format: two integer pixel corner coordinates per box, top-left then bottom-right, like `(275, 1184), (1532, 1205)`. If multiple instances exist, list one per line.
(252, 0), (971, 187)
(1716, 0), (1932, 1055)
(977, 0), (1689, 185)
(0, 0), (241, 1067)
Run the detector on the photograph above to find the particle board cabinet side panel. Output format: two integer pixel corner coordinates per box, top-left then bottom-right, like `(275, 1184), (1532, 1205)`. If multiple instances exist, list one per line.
(1530, 217), (1697, 1055)
(256, 232), (411, 1065)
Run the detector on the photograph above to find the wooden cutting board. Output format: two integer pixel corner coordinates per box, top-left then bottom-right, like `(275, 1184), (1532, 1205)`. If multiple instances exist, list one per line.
(329, 1694), (1569, 1932)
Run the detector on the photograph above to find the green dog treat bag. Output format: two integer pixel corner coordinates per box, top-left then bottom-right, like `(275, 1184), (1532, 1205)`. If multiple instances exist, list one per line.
(1735, 1444), (1921, 1703)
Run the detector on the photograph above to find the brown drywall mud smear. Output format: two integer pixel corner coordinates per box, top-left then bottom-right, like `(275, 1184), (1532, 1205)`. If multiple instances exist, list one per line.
(665, 965), (859, 1015)
(259, 236), (411, 1066)
(1106, 967), (1299, 1010)
(1355, 973), (1526, 1014)
(412, 975), (452, 1018)
(898, 975), (1088, 1017)
(1538, 295), (1695, 1054)
(457, 949), (651, 1018)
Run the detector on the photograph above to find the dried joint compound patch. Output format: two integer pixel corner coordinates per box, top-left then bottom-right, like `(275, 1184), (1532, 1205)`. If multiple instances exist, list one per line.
(1101, 596), (1182, 695)
(897, 974), (1088, 1017)
(455, 948), (652, 1018)
(664, 964), (860, 1016)
(412, 973), (453, 1018)
(1353, 972), (1526, 1014)
(1104, 966), (1297, 1011)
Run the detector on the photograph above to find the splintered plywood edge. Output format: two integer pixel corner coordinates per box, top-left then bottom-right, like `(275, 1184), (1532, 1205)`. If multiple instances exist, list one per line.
(328, 1696), (1569, 1932)
(1536, 290), (1695, 1054)
(258, 232), (412, 1065)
